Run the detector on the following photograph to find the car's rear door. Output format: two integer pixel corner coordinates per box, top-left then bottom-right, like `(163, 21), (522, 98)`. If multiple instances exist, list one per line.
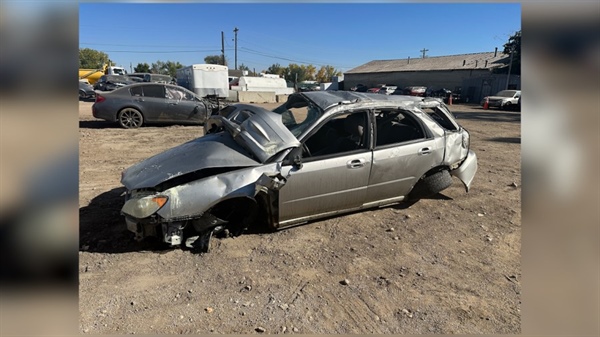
(139, 84), (168, 122)
(364, 109), (441, 204)
(277, 110), (372, 226)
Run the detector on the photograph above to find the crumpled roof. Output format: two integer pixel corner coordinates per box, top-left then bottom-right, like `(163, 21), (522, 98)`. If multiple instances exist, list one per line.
(301, 91), (423, 111)
(346, 52), (509, 74)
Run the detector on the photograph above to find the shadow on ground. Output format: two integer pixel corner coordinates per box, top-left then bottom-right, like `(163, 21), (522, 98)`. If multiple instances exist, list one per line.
(79, 120), (118, 129)
(453, 108), (521, 123)
(80, 187), (169, 254)
(487, 136), (521, 144)
(79, 120), (204, 130)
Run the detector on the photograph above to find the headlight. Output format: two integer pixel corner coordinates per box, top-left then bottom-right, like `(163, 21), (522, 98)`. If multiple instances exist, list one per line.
(121, 195), (168, 219)
(462, 130), (470, 149)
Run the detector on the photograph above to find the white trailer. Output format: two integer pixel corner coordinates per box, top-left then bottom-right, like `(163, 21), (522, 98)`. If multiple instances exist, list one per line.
(232, 76), (294, 95)
(176, 64), (228, 98)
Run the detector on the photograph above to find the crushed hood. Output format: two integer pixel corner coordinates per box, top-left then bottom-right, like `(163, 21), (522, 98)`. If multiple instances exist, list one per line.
(121, 132), (261, 190)
(221, 108), (301, 163)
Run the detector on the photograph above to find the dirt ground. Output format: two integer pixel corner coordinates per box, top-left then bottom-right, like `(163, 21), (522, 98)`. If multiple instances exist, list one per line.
(78, 98), (521, 334)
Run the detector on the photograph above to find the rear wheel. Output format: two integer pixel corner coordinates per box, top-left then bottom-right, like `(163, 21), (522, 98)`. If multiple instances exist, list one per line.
(407, 170), (453, 201)
(118, 108), (144, 129)
(79, 90), (86, 100)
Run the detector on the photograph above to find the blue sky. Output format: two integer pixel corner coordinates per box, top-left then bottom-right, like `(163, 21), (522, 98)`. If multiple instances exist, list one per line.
(79, 3), (520, 73)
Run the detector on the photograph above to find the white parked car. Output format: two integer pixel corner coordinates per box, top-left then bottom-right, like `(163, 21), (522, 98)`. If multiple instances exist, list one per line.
(481, 90), (521, 110)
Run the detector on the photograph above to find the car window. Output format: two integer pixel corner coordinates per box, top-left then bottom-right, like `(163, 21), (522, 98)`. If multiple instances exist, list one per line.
(374, 109), (425, 147)
(142, 85), (165, 98)
(422, 107), (459, 131)
(272, 96), (320, 137)
(165, 86), (193, 100)
(302, 111), (369, 159)
(130, 86), (143, 97)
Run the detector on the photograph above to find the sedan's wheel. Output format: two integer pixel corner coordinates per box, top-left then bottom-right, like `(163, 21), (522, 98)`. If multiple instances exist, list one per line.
(118, 108), (144, 129)
(79, 90), (86, 100)
(406, 170), (453, 201)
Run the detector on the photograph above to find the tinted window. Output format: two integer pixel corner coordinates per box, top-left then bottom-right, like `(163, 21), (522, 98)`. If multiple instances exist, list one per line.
(142, 85), (165, 98)
(130, 86), (143, 96)
(374, 109), (425, 146)
(303, 111), (369, 158)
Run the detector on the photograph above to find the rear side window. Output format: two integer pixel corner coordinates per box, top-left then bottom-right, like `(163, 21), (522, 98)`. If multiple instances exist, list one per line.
(142, 85), (165, 98)
(422, 107), (459, 131)
(374, 109), (425, 147)
(130, 86), (143, 96)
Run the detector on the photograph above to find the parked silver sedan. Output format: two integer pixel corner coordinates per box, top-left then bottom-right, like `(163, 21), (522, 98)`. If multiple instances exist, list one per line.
(120, 91), (477, 251)
(92, 83), (217, 128)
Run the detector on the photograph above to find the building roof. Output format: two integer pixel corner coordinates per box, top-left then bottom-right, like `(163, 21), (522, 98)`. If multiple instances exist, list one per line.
(345, 51), (509, 74)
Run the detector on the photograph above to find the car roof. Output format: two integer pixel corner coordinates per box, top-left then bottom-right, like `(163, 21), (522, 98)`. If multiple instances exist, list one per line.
(300, 91), (425, 111)
(111, 82), (196, 95)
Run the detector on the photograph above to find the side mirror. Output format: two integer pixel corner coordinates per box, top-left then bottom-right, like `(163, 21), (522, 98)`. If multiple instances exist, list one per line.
(283, 147), (303, 169)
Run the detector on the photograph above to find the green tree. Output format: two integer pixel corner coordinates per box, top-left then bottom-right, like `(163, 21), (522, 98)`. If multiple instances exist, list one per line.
(305, 65), (317, 81)
(79, 48), (113, 69)
(315, 65), (342, 83)
(495, 30), (521, 75)
(266, 63), (286, 77)
(503, 30), (521, 75)
(163, 61), (184, 78)
(285, 63), (317, 83)
(149, 60), (184, 77)
(134, 62), (150, 73)
(204, 55), (227, 66)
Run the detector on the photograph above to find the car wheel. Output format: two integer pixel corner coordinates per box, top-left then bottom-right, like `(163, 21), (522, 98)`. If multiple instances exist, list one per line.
(118, 108), (144, 129)
(407, 170), (453, 201)
(79, 90), (86, 100)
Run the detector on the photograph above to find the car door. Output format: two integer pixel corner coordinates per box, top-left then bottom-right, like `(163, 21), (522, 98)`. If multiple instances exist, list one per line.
(277, 110), (372, 226)
(163, 86), (207, 124)
(364, 109), (441, 204)
(138, 84), (169, 122)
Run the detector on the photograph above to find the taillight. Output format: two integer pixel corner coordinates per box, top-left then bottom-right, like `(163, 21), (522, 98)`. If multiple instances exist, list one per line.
(95, 94), (106, 103)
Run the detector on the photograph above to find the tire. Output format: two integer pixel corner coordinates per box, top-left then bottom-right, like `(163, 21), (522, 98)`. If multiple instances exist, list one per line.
(407, 170), (453, 201)
(79, 90), (86, 100)
(118, 108), (144, 129)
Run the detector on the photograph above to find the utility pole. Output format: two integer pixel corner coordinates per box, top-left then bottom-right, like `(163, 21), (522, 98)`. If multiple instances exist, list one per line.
(233, 27), (239, 70)
(506, 45), (514, 90)
(221, 31), (225, 66)
(420, 48), (429, 58)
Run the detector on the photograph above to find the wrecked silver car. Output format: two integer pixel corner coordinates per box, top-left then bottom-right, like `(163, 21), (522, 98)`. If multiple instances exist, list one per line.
(121, 91), (477, 252)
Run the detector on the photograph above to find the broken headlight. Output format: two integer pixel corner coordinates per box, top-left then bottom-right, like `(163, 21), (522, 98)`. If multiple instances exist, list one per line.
(462, 130), (470, 149)
(121, 195), (168, 219)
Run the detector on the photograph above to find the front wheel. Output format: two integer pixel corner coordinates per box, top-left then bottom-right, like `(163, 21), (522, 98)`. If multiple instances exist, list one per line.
(118, 108), (144, 129)
(79, 90), (87, 100)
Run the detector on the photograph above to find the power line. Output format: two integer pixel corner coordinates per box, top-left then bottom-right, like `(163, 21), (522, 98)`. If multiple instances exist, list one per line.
(239, 47), (352, 69)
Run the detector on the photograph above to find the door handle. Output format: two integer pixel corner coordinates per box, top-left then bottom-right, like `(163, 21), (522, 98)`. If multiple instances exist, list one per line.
(169, 102), (178, 105)
(418, 147), (432, 155)
(346, 158), (366, 169)
(135, 98), (144, 102)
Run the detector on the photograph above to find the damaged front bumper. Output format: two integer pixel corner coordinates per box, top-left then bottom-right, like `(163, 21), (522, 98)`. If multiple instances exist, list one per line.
(122, 193), (231, 251)
(451, 150), (477, 192)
